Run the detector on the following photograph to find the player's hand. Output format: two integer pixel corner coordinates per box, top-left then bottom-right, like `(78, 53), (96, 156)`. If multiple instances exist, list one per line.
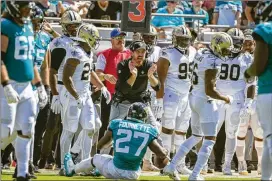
(129, 61), (137, 77)
(148, 64), (157, 78)
(104, 74), (117, 84)
(42, 21), (54, 34)
(224, 95), (233, 109)
(153, 98), (164, 119)
(51, 95), (62, 114)
(76, 96), (84, 109)
(3, 84), (19, 104)
(37, 84), (48, 109)
(101, 86), (111, 104)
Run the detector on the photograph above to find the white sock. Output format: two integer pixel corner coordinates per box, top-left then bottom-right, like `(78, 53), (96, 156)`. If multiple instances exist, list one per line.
(81, 130), (93, 160)
(236, 139), (245, 161)
(225, 137), (237, 164)
(171, 135), (202, 166)
(75, 158), (94, 174)
(15, 136), (31, 177)
(29, 137), (34, 162)
(192, 139), (215, 178)
(174, 134), (186, 166)
(60, 130), (74, 169)
(261, 137), (272, 180)
(160, 132), (172, 154)
(255, 140), (263, 164)
(71, 131), (83, 154)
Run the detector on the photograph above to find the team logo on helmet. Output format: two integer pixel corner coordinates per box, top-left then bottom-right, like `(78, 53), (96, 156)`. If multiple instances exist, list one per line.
(227, 28), (245, 54)
(210, 32), (234, 59)
(172, 25), (192, 52)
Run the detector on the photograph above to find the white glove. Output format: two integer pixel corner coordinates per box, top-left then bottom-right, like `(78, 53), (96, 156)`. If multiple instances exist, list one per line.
(153, 98), (164, 119)
(3, 84), (19, 104)
(240, 98), (253, 121)
(76, 96), (84, 109)
(101, 86), (111, 104)
(224, 95), (233, 109)
(36, 84), (48, 109)
(51, 95), (62, 114)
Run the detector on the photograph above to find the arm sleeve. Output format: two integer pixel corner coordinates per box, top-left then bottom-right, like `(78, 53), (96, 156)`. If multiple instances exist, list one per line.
(96, 54), (106, 71)
(50, 48), (66, 70)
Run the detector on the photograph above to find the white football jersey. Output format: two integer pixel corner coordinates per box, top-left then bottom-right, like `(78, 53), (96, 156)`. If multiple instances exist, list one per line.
(160, 46), (196, 94)
(147, 46), (161, 63)
(49, 35), (74, 82)
(216, 52), (253, 95)
(191, 48), (222, 98)
(65, 45), (93, 93)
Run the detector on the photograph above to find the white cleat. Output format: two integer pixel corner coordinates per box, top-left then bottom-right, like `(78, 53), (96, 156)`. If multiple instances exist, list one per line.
(222, 162), (232, 175)
(163, 164), (181, 181)
(177, 164), (192, 175)
(64, 153), (76, 177)
(238, 161), (248, 175)
(188, 174), (204, 181)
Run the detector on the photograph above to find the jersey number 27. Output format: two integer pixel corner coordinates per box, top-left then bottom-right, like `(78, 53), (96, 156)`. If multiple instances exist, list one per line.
(116, 129), (149, 156)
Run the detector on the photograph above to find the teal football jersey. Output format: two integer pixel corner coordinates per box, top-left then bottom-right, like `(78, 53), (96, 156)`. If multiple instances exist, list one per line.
(109, 119), (159, 171)
(1, 18), (35, 82)
(254, 22), (272, 94)
(34, 31), (51, 72)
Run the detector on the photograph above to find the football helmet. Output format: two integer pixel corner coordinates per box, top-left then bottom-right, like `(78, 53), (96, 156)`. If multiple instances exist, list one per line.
(127, 102), (148, 123)
(172, 25), (192, 51)
(5, 0), (35, 24)
(142, 26), (158, 57)
(227, 28), (245, 53)
(31, 6), (44, 31)
(210, 32), (234, 58)
(60, 10), (82, 36)
(73, 24), (101, 50)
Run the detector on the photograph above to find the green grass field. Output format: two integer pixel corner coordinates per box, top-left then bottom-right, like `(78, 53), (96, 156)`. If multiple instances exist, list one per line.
(1, 169), (262, 181)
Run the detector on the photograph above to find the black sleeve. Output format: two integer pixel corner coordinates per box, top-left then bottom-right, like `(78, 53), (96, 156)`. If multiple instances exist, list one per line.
(50, 48), (66, 71)
(148, 62), (161, 91)
(116, 61), (132, 94)
(246, 1), (258, 8)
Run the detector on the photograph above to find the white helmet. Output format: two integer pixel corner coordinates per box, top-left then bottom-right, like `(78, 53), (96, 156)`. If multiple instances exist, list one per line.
(227, 28), (245, 53)
(172, 25), (192, 51)
(60, 10), (82, 36)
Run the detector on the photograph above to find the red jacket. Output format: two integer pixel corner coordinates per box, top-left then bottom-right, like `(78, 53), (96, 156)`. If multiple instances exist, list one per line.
(97, 48), (131, 95)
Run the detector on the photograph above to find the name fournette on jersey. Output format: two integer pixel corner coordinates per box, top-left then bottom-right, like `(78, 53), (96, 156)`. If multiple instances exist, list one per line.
(119, 121), (152, 133)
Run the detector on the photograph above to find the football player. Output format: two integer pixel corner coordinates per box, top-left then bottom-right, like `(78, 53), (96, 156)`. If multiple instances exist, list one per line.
(215, 28), (256, 175)
(45, 10), (82, 174)
(236, 30), (263, 175)
(154, 25), (196, 175)
(61, 23), (111, 175)
(64, 102), (169, 179)
(164, 32), (234, 180)
(141, 26), (161, 172)
(244, 22), (272, 180)
(1, 1), (47, 180)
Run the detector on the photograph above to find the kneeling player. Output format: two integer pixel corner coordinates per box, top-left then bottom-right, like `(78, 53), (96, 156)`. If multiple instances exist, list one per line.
(64, 102), (169, 180)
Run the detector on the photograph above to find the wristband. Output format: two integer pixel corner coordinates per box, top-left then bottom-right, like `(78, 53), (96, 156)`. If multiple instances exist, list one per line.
(1, 81), (9, 87)
(49, 29), (54, 34)
(34, 82), (42, 87)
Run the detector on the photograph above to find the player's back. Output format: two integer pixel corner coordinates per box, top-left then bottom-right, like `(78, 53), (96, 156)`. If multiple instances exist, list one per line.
(216, 52), (253, 95)
(160, 46), (195, 94)
(66, 45), (93, 93)
(191, 48), (221, 98)
(34, 31), (51, 72)
(109, 119), (159, 171)
(1, 18), (35, 82)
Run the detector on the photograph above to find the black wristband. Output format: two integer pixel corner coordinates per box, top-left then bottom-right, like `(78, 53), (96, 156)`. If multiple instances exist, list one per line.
(34, 82), (42, 87)
(1, 81), (9, 87)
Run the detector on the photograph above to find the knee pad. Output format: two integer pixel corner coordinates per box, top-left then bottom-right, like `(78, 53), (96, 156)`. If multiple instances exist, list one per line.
(237, 138), (245, 146)
(254, 127), (264, 139)
(174, 134), (186, 147)
(199, 139), (215, 157)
